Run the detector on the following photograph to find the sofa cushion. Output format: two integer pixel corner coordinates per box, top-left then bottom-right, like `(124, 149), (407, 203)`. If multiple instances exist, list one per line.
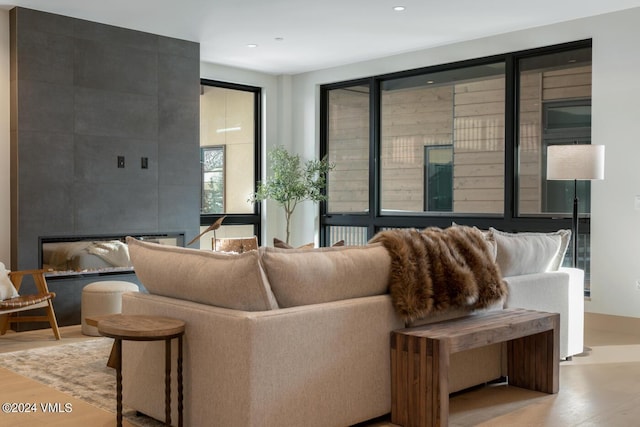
(489, 228), (571, 277)
(127, 237), (278, 311)
(260, 244), (390, 308)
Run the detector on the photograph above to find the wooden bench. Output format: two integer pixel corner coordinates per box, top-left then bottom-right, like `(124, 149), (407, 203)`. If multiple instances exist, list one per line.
(391, 308), (559, 427)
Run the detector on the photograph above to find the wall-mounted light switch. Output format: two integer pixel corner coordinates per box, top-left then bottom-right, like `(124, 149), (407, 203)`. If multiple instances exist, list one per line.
(141, 157), (148, 169)
(117, 156), (125, 168)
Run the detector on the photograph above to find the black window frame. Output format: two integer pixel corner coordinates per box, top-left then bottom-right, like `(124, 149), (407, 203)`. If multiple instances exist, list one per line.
(320, 40), (592, 278)
(200, 79), (262, 241)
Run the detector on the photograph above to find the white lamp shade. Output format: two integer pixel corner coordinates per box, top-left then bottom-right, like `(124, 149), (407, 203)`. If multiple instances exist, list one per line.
(546, 144), (605, 180)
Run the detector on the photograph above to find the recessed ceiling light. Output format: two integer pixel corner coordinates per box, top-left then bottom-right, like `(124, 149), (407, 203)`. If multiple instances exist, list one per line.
(393, 6), (406, 11)
(247, 43), (258, 48)
(426, 80), (434, 84)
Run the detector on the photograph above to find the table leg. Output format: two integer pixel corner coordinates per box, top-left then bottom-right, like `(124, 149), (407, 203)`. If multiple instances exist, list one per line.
(178, 335), (183, 427)
(165, 338), (172, 426)
(114, 338), (123, 427)
(106, 341), (118, 369)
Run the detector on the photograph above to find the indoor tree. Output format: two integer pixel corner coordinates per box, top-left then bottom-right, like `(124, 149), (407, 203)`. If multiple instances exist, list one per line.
(249, 146), (334, 245)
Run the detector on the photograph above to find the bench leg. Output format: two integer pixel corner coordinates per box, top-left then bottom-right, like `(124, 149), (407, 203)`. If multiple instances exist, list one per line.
(507, 326), (559, 393)
(434, 340), (449, 427)
(391, 334), (450, 427)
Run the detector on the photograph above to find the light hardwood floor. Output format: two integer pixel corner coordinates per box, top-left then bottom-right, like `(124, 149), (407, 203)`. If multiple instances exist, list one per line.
(1, 313), (639, 427)
(0, 325), (134, 427)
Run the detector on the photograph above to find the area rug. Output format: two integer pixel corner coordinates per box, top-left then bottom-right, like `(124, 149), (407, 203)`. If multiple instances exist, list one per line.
(0, 338), (163, 427)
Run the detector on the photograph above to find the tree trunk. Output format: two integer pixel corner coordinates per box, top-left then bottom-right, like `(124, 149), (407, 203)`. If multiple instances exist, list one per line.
(285, 209), (292, 245)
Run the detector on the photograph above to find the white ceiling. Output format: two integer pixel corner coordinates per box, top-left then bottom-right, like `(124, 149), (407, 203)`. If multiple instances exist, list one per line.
(5, 0), (640, 75)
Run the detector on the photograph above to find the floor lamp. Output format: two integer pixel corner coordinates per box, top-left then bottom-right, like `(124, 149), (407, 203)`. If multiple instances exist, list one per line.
(546, 144), (605, 268)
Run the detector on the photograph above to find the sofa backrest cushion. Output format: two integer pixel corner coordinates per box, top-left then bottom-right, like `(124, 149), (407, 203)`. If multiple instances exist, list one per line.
(260, 243), (390, 308)
(127, 237), (278, 311)
(489, 228), (571, 277)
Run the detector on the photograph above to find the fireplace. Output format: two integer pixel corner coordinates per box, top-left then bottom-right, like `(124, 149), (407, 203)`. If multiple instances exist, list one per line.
(39, 232), (185, 279)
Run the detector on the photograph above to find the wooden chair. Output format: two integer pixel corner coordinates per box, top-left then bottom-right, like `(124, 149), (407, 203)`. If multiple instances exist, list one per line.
(0, 269), (61, 340)
(213, 236), (259, 253)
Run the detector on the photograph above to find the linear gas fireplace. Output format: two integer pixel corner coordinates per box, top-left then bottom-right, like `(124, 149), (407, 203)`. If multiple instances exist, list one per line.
(39, 232), (185, 279)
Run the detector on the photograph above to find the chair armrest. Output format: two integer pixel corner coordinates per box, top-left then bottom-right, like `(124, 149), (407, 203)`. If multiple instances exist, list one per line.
(504, 269), (584, 358)
(8, 269), (52, 294)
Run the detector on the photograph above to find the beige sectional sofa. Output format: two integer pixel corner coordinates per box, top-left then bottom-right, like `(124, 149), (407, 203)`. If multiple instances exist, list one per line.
(121, 229), (583, 427)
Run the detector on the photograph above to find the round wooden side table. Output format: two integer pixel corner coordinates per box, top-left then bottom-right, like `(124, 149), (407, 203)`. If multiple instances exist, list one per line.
(97, 314), (185, 427)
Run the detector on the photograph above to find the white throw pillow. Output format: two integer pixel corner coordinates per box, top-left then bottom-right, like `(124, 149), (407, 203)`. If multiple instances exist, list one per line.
(0, 262), (19, 301)
(489, 228), (571, 277)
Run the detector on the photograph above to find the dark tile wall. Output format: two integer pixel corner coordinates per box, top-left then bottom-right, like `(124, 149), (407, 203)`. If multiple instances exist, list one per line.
(9, 7), (200, 326)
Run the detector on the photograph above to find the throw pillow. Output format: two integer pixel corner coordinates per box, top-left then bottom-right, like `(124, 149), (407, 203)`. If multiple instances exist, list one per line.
(273, 238), (314, 249)
(273, 238), (346, 249)
(0, 262), (19, 301)
(260, 243), (390, 308)
(126, 237), (278, 311)
(489, 228), (571, 277)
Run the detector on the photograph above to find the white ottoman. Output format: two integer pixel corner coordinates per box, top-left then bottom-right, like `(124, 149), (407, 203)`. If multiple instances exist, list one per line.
(81, 281), (139, 336)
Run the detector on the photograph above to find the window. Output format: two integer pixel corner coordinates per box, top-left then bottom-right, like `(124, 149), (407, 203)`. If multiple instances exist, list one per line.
(424, 145), (453, 212)
(321, 40), (592, 293)
(199, 80), (261, 247)
(326, 83), (370, 214)
(517, 48), (592, 217)
(201, 145), (225, 214)
(516, 49), (592, 289)
(380, 63), (506, 215)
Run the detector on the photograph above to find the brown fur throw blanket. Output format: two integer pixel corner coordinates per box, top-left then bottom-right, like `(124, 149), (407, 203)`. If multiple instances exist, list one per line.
(369, 226), (507, 322)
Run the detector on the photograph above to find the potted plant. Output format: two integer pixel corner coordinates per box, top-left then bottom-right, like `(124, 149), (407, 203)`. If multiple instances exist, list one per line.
(249, 146), (334, 245)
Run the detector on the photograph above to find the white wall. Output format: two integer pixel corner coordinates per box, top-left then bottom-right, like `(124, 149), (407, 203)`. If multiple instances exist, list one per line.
(0, 10), (10, 267)
(290, 8), (640, 318)
(588, 9), (640, 318)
